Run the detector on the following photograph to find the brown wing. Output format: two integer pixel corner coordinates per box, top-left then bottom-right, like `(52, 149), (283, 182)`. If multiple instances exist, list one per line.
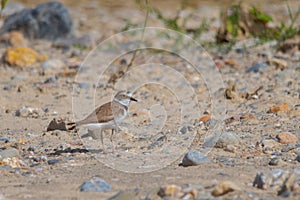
(76, 102), (114, 126)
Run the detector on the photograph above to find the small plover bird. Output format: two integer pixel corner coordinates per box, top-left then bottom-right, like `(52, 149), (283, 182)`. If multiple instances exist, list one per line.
(68, 91), (138, 152)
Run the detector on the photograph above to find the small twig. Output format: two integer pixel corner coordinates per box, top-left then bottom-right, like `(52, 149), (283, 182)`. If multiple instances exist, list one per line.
(126, 0), (149, 71)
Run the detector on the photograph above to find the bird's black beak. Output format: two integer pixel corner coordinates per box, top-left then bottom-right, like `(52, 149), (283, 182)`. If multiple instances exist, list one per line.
(130, 97), (138, 102)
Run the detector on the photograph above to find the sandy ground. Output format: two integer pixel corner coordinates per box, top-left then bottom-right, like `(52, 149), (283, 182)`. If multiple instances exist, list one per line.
(0, 0), (300, 199)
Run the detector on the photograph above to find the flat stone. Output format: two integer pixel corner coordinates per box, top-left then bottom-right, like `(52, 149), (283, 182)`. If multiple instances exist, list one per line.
(215, 132), (240, 148)
(47, 159), (60, 165)
(211, 181), (240, 196)
(15, 106), (44, 118)
(268, 58), (288, 70)
(80, 177), (111, 192)
(246, 62), (268, 73)
(276, 132), (298, 144)
(181, 150), (210, 167)
(0, 148), (19, 159)
(4, 47), (47, 68)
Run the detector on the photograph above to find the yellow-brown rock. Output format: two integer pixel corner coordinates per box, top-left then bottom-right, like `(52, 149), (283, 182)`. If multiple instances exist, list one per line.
(4, 47), (48, 68)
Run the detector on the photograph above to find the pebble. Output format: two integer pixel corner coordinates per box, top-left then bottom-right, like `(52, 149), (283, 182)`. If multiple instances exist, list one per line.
(0, 157), (24, 168)
(157, 185), (197, 199)
(4, 47), (47, 68)
(181, 150), (210, 167)
(211, 181), (240, 197)
(281, 144), (300, 152)
(44, 77), (57, 84)
(3, 85), (14, 91)
(0, 147), (19, 159)
(78, 82), (90, 90)
(157, 185), (182, 198)
(276, 132), (298, 144)
(47, 159), (60, 165)
(267, 103), (290, 113)
(246, 62), (268, 73)
(215, 132), (240, 148)
(252, 169), (299, 193)
(278, 172), (299, 197)
(41, 59), (65, 71)
(0, 137), (10, 143)
(108, 190), (139, 200)
(224, 144), (236, 153)
(199, 115), (211, 124)
(180, 126), (187, 134)
(80, 177), (111, 192)
(0, 31), (27, 47)
(268, 157), (282, 166)
(27, 146), (35, 152)
(296, 152), (300, 162)
(268, 58), (288, 70)
(15, 106), (44, 118)
(0, 2), (73, 40)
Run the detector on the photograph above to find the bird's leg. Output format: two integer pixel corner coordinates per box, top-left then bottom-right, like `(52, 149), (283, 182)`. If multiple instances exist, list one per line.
(100, 130), (107, 154)
(110, 129), (115, 153)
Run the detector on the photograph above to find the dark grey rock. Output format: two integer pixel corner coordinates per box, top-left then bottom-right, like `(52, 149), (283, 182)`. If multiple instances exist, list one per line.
(296, 152), (300, 162)
(246, 62), (268, 73)
(0, 137), (10, 143)
(3, 85), (14, 91)
(0, 147), (19, 159)
(180, 126), (187, 134)
(15, 106), (44, 118)
(44, 77), (57, 84)
(0, 2), (73, 40)
(181, 150), (210, 167)
(269, 157), (281, 166)
(27, 146), (35, 152)
(80, 177), (111, 192)
(47, 159), (60, 165)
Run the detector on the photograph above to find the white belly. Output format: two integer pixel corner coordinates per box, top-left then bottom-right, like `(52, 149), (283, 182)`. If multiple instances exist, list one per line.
(81, 121), (116, 131)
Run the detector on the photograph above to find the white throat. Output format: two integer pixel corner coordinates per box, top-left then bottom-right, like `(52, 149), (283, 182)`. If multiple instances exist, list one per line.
(113, 97), (130, 107)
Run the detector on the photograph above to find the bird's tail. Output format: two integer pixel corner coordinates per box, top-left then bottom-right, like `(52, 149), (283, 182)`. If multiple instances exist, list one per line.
(67, 122), (77, 130)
